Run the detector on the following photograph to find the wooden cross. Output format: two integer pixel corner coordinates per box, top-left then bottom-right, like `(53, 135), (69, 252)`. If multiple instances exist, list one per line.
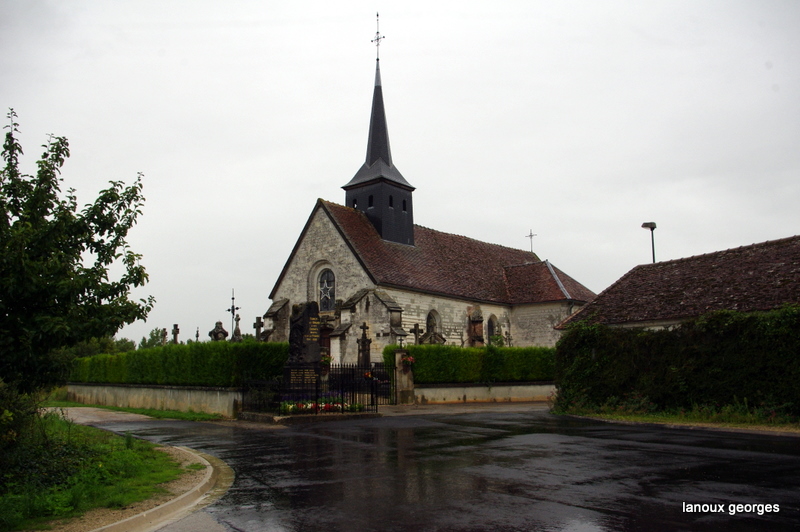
(172, 324), (180, 344)
(410, 323), (423, 345)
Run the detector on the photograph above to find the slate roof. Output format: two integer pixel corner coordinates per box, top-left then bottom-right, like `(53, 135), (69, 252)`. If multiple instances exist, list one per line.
(270, 199), (596, 306)
(342, 59), (413, 191)
(558, 235), (800, 328)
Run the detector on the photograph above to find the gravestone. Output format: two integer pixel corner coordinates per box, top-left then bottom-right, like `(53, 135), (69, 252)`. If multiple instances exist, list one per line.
(357, 322), (372, 366)
(209, 321), (228, 341)
(288, 302), (321, 364)
(172, 324), (180, 344)
(285, 302), (322, 392)
(230, 314), (243, 342)
(253, 316), (263, 342)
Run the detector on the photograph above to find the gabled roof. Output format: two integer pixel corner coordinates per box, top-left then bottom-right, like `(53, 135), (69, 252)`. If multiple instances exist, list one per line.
(342, 59), (413, 191)
(558, 235), (800, 328)
(270, 199), (595, 306)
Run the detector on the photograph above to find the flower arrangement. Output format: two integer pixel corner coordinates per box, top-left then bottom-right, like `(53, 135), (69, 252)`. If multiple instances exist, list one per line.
(320, 354), (332, 366)
(401, 354), (415, 367)
(279, 400), (365, 415)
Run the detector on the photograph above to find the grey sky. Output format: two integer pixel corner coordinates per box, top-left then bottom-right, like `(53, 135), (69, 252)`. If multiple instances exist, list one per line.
(2, 1), (798, 344)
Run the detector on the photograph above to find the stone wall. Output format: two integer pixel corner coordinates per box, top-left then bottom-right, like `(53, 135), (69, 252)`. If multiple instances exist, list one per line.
(509, 302), (584, 347)
(414, 383), (555, 404)
(66, 384), (242, 417)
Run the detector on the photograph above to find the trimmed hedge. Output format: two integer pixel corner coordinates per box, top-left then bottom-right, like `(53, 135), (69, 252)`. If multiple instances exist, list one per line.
(554, 306), (800, 415)
(383, 344), (555, 384)
(70, 341), (289, 387)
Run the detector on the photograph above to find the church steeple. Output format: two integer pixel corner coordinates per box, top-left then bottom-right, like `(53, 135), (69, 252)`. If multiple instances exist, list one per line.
(343, 16), (415, 246)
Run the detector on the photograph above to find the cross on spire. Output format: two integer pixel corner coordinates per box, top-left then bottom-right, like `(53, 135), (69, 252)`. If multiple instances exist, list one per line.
(371, 12), (384, 59)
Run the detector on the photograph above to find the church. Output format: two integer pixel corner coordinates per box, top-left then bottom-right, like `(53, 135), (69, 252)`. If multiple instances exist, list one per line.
(263, 51), (595, 364)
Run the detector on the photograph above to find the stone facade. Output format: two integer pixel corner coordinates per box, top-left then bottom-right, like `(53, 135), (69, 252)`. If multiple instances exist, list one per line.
(265, 201), (593, 362)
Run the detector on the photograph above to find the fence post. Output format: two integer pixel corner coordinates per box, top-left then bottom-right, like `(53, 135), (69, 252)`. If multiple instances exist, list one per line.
(394, 350), (415, 404)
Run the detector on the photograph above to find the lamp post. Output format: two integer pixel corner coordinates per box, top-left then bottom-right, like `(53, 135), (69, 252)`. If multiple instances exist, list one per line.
(641, 222), (656, 263)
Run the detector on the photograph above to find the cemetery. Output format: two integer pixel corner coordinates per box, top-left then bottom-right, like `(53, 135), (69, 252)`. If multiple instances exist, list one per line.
(66, 301), (557, 419)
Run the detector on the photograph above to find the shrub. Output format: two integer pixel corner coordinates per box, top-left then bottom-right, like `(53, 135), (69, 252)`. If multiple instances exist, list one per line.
(554, 306), (800, 416)
(70, 341), (289, 387)
(383, 344), (555, 384)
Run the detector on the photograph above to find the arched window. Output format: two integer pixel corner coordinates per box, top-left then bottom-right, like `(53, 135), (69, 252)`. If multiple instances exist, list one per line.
(426, 311), (439, 334)
(487, 315), (500, 340)
(319, 269), (335, 312)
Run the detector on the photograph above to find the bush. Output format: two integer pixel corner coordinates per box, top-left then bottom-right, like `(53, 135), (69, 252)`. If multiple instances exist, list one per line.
(554, 306), (800, 416)
(382, 344), (555, 384)
(70, 341), (289, 387)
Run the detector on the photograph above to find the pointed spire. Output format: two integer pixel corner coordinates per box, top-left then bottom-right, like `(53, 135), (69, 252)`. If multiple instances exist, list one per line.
(343, 58), (413, 190)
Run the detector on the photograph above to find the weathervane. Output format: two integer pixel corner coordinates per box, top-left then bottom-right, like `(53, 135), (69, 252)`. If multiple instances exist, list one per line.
(371, 12), (384, 59)
(526, 230), (537, 253)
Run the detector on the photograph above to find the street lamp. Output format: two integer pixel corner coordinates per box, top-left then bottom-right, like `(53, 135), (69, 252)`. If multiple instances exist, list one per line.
(641, 222), (656, 263)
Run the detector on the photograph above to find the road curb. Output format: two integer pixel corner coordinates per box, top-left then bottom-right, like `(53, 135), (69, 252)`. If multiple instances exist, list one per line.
(90, 447), (232, 532)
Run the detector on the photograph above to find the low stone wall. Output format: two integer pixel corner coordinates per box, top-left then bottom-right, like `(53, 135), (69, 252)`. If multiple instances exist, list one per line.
(66, 383), (242, 418)
(413, 382), (555, 404)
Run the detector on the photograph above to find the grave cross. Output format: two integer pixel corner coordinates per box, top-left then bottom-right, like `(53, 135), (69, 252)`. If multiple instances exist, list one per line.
(226, 289), (240, 334)
(195, 327), (200, 343)
(172, 324), (180, 344)
(410, 323), (423, 345)
(160, 328), (167, 346)
(357, 322), (372, 366)
(253, 316), (263, 342)
(504, 330), (513, 348)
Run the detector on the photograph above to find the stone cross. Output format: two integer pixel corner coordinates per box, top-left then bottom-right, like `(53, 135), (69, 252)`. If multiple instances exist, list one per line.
(253, 316), (263, 342)
(357, 322), (372, 366)
(410, 323), (423, 345)
(160, 328), (167, 346)
(504, 330), (513, 347)
(172, 324), (180, 344)
(195, 327), (199, 343)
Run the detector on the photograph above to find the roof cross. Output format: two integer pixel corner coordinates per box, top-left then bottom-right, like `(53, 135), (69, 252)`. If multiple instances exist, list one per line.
(371, 12), (384, 59)
(526, 230), (538, 253)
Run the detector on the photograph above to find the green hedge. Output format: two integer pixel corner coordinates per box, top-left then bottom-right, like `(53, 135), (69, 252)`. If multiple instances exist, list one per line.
(383, 344), (555, 384)
(70, 341), (289, 387)
(554, 306), (800, 414)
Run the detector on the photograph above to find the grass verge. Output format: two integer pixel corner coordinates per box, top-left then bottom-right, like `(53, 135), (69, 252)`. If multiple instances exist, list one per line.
(552, 398), (800, 434)
(0, 411), (186, 531)
(43, 399), (224, 422)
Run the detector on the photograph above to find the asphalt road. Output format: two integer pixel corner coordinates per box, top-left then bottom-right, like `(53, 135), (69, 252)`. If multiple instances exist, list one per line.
(86, 405), (800, 531)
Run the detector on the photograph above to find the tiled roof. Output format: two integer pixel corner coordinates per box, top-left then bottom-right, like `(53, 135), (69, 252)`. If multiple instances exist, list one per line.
(319, 200), (595, 305)
(558, 235), (800, 328)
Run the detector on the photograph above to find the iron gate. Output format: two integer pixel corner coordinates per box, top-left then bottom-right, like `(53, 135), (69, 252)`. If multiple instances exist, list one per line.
(242, 362), (394, 415)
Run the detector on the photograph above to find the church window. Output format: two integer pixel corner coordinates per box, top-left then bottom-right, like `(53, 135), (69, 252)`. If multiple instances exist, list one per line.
(368, 195), (374, 208)
(389, 195), (394, 208)
(487, 315), (499, 340)
(352, 198), (358, 208)
(402, 199), (407, 212)
(426, 311), (439, 334)
(319, 269), (335, 312)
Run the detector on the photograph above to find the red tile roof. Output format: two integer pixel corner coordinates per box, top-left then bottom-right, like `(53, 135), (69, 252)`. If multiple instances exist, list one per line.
(273, 200), (594, 305)
(558, 235), (800, 328)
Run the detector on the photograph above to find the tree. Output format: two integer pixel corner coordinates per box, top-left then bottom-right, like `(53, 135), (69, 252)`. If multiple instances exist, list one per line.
(139, 327), (166, 349)
(0, 110), (154, 395)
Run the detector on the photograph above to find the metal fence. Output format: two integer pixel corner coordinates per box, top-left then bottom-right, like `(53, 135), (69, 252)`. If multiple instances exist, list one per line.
(242, 362), (394, 415)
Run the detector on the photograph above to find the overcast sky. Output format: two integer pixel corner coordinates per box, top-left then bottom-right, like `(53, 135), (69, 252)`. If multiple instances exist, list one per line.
(2, 1), (798, 344)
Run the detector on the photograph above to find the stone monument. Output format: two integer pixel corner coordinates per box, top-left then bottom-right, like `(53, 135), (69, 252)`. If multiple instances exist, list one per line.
(209, 321), (228, 341)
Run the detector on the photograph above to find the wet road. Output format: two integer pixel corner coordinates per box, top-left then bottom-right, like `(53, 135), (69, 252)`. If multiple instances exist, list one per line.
(92, 406), (800, 531)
